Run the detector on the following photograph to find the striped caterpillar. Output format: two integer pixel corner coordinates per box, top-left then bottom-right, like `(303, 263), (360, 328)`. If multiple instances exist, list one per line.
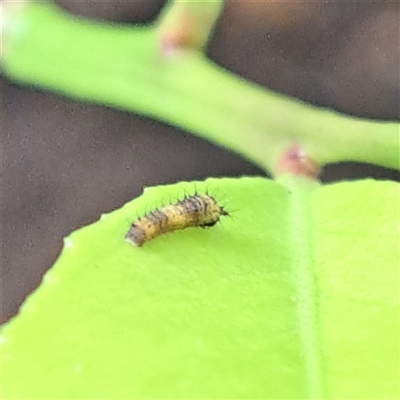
(125, 194), (228, 247)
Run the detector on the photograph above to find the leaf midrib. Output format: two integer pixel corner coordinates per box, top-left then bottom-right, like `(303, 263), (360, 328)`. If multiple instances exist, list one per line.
(289, 182), (325, 399)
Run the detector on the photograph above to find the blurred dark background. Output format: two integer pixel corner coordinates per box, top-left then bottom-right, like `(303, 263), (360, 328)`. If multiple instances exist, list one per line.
(1, 0), (399, 323)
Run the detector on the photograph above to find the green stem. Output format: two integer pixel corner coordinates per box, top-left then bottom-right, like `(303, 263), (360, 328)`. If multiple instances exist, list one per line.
(1, 2), (399, 175)
(156, 0), (224, 51)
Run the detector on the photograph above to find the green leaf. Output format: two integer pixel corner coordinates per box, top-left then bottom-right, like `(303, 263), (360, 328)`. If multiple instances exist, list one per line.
(1, 177), (399, 399)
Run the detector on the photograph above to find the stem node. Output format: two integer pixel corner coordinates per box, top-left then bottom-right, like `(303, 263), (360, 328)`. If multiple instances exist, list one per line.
(276, 145), (320, 179)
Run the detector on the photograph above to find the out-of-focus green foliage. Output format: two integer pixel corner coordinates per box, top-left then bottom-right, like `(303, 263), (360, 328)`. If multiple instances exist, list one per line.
(1, 1), (399, 174)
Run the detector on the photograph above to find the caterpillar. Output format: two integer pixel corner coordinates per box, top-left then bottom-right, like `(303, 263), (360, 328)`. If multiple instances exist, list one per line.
(125, 194), (228, 247)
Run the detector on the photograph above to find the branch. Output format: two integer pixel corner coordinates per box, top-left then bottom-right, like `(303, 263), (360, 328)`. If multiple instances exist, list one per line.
(1, 1), (399, 175)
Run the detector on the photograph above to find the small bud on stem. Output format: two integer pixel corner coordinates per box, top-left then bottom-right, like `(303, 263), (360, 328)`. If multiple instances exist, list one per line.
(276, 145), (320, 179)
(157, 0), (224, 54)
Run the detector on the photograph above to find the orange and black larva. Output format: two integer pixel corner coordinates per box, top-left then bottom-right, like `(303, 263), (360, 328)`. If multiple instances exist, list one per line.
(125, 194), (229, 247)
